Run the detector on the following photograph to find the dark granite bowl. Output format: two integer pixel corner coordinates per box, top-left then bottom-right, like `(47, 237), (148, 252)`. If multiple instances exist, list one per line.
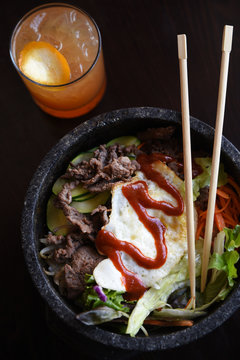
(21, 107), (240, 353)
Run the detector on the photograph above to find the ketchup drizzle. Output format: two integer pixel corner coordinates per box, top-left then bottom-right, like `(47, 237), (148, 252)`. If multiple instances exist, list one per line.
(95, 153), (184, 300)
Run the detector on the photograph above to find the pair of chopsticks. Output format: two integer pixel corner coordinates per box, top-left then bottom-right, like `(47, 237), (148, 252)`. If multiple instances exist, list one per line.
(177, 25), (233, 307)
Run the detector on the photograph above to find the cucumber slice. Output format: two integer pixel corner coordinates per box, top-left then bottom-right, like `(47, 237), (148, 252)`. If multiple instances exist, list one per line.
(52, 177), (89, 199)
(106, 136), (141, 147)
(73, 192), (96, 202)
(72, 185), (89, 199)
(52, 177), (66, 195)
(71, 191), (110, 213)
(46, 195), (70, 236)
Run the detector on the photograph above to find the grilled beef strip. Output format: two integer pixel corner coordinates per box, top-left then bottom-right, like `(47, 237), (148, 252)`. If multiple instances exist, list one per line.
(62, 144), (140, 193)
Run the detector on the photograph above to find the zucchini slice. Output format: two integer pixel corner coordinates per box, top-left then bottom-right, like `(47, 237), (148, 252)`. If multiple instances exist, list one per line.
(46, 195), (71, 236)
(52, 177), (89, 199)
(72, 191), (110, 213)
(106, 136), (141, 147)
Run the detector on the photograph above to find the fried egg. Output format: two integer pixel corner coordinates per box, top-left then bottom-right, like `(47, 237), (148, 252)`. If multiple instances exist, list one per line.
(93, 160), (197, 292)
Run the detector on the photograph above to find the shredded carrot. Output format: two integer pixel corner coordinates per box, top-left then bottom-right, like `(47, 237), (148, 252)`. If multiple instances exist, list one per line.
(195, 179), (240, 241)
(217, 195), (226, 209)
(220, 185), (240, 213)
(137, 142), (145, 150)
(196, 220), (205, 240)
(214, 204), (226, 231)
(215, 197), (231, 213)
(216, 188), (230, 199)
(143, 319), (193, 327)
(219, 212), (238, 227)
(199, 209), (207, 219)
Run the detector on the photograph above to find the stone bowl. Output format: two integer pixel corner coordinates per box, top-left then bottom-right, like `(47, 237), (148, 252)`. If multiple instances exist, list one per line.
(21, 107), (240, 354)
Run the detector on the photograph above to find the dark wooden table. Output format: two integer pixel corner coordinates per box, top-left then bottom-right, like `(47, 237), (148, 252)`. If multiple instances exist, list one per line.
(2, 0), (240, 359)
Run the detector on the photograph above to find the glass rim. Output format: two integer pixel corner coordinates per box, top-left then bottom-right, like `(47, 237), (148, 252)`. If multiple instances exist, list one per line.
(9, 2), (102, 88)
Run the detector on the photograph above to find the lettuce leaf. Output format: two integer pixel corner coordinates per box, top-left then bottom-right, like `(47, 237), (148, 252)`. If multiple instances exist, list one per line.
(224, 224), (240, 250)
(203, 271), (230, 304)
(190, 158), (228, 201)
(208, 251), (239, 287)
(208, 225), (240, 287)
(76, 274), (130, 313)
(79, 286), (130, 313)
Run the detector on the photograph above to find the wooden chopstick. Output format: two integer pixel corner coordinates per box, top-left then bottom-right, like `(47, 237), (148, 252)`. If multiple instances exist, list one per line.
(177, 34), (196, 308)
(201, 25), (233, 292)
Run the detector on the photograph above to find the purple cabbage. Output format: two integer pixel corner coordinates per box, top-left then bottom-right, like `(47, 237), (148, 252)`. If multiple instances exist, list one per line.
(93, 285), (108, 302)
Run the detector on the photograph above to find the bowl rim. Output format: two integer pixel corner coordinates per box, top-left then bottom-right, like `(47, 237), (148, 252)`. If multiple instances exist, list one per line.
(20, 106), (240, 351)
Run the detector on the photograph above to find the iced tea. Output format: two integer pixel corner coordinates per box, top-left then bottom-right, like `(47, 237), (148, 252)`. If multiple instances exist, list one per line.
(10, 3), (106, 118)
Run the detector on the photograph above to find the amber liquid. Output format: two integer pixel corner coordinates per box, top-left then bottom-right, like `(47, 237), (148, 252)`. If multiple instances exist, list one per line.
(11, 5), (106, 118)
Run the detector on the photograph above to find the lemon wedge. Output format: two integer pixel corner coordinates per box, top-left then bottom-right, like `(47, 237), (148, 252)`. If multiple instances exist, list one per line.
(19, 41), (71, 85)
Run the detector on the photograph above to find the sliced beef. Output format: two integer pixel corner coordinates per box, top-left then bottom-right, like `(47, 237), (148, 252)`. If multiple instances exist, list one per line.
(137, 126), (176, 142)
(62, 204), (94, 234)
(167, 160), (184, 179)
(57, 180), (79, 205)
(137, 127), (183, 162)
(195, 186), (209, 211)
(140, 137), (182, 159)
(55, 197), (109, 243)
(59, 246), (105, 299)
(54, 179), (109, 241)
(62, 144), (140, 193)
(91, 205), (109, 235)
(53, 232), (86, 263)
(45, 233), (65, 245)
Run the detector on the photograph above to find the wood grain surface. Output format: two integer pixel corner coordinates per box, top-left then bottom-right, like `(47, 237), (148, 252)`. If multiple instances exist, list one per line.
(1, 1), (240, 359)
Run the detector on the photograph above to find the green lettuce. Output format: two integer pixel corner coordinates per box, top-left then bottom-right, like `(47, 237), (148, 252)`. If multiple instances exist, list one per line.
(224, 224), (240, 250)
(189, 157), (228, 201)
(203, 271), (231, 304)
(77, 274), (129, 313)
(208, 225), (240, 287)
(80, 286), (129, 313)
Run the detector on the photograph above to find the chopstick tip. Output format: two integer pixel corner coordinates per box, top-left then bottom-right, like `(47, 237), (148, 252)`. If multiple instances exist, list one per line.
(177, 34), (187, 59)
(222, 25), (233, 52)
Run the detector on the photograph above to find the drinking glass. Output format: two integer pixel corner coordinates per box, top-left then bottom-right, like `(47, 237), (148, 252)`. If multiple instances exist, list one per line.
(10, 3), (107, 118)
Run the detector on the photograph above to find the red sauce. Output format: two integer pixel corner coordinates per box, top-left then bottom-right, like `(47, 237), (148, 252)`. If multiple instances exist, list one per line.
(95, 153), (184, 300)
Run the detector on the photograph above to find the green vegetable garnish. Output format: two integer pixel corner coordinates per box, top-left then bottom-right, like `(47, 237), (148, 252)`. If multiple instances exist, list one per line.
(208, 225), (240, 287)
(184, 157), (228, 201)
(77, 275), (130, 313)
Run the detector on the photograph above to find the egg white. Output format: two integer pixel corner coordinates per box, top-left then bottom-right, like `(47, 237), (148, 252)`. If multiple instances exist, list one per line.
(93, 160), (197, 292)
